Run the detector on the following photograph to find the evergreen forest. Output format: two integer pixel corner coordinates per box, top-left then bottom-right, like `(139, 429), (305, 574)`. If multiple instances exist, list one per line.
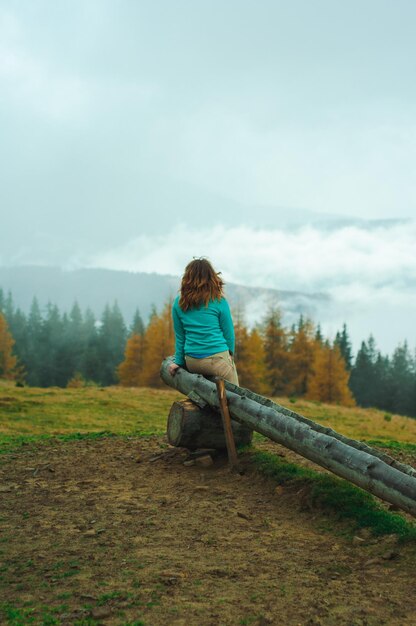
(1, 287), (416, 419)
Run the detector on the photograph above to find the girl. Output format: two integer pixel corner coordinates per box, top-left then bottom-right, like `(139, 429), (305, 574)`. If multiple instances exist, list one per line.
(168, 258), (239, 385)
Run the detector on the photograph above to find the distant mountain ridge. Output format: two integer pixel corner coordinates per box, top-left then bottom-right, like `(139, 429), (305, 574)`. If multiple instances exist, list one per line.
(0, 266), (329, 326)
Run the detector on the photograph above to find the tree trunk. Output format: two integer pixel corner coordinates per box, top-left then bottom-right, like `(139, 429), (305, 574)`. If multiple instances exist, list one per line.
(167, 399), (253, 450)
(160, 357), (416, 517)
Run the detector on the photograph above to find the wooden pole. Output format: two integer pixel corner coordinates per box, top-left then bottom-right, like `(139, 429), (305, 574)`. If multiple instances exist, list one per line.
(160, 357), (416, 516)
(215, 377), (239, 469)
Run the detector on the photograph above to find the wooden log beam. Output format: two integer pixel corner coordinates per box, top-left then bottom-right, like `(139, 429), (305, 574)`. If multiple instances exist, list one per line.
(160, 357), (416, 517)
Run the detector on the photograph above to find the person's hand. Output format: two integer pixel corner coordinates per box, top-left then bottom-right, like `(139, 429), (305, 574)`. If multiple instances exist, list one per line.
(168, 363), (180, 376)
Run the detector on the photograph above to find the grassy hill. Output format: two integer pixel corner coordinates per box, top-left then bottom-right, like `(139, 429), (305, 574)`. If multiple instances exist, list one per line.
(1, 380), (415, 447)
(2, 380), (416, 625)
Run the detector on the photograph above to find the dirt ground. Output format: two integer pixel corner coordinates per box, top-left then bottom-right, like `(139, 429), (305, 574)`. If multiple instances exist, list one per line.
(1, 436), (416, 626)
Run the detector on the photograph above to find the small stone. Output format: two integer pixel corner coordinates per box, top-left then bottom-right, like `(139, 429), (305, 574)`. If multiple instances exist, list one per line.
(194, 485), (209, 492)
(195, 455), (213, 467)
(388, 503), (400, 511)
(237, 511), (250, 520)
(364, 558), (383, 566)
(84, 529), (96, 536)
(256, 614), (274, 625)
(159, 571), (185, 585)
(183, 459), (195, 467)
(381, 550), (399, 560)
(274, 485), (284, 496)
(357, 528), (372, 540)
(91, 607), (112, 619)
(135, 456), (143, 463)
(352, 535), (366, 546)
(380, 534), (399, 547)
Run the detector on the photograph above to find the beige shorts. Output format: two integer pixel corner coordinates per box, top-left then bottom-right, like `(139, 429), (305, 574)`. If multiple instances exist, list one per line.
(185, 350), (239, 386)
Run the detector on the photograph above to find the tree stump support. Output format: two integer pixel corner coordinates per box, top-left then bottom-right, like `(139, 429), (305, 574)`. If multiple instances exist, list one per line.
(167, 398), (253, 451)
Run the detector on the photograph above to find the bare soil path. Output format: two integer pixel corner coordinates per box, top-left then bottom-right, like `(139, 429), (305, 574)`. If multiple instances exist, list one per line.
(1, 436), (416, 626)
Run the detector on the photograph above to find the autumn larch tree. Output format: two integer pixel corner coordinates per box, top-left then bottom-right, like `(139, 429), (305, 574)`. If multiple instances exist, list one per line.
(262, 306), (290, 396)
(233, 309), (268, 394)
(307, 341), (355, 406)
(287, 315), (316, 396)
(139, 300), (175, 388)
(118, 333), (146, 386)
(0, 313), (17, 380)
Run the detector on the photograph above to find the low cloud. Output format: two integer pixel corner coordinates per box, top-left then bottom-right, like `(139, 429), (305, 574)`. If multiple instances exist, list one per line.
(85, 220), (416, 353)
(87, 220), (416, 295)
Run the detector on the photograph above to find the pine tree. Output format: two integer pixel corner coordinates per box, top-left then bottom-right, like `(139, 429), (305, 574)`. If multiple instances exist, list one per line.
(389, 342), (414, 416)
(0, 313), (17, 379)
(315, 324), (323, 344)
(80, 308), (101, 382)
(130, 309), (145, 336)
(25, 297), (43, 386)
(334, 323), (353, 370)
(62, 302), (85, 382)
(38, 303), (64, 386)
(373, 352), (393, 412)
(307, 342), (355, 406)
(97, 302), (127, 385)
(3, 291), (14, 323)
(349, 336), (379, 407)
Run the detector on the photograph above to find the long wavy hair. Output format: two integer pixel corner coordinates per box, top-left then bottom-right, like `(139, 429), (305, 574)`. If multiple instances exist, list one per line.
(179, 258), (224, 311)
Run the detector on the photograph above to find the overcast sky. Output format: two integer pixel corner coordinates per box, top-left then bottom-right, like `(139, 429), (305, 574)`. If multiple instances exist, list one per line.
(1, 0), (416, 254)
(1, 1), (416, 349)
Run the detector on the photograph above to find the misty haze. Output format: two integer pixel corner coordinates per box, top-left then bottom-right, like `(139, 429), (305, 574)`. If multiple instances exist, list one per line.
(1, 1), (416, 357)
(2, 3), (416, 625)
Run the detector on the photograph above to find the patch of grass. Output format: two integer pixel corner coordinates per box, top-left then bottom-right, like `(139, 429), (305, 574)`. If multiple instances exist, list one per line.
(271, 394), (416, 443)
(250, 449), (416, 541)
(366, 439), (416, 452)
(0, 431), (115, 455)
(0, 381), (181, 439)
(56, 592), (72, 600)
(0, 603), (65, 626)
(0, 429), (166, 455)
(239, 616), (265, 626)
(97, 591), (124, 605)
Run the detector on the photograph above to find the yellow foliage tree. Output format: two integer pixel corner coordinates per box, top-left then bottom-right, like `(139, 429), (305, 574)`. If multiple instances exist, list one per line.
(287, 316), (317, 396)
(139, 300), (175, 388)
(262, 306), (290, 396)
(235, 324), (268, 394)
(0, 313), (17, 380)
(117, 333), (146, 387)
(307, 342), (355, 406)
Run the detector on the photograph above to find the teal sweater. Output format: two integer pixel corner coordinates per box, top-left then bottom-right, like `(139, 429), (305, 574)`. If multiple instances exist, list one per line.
(172, 295), (235, 366)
